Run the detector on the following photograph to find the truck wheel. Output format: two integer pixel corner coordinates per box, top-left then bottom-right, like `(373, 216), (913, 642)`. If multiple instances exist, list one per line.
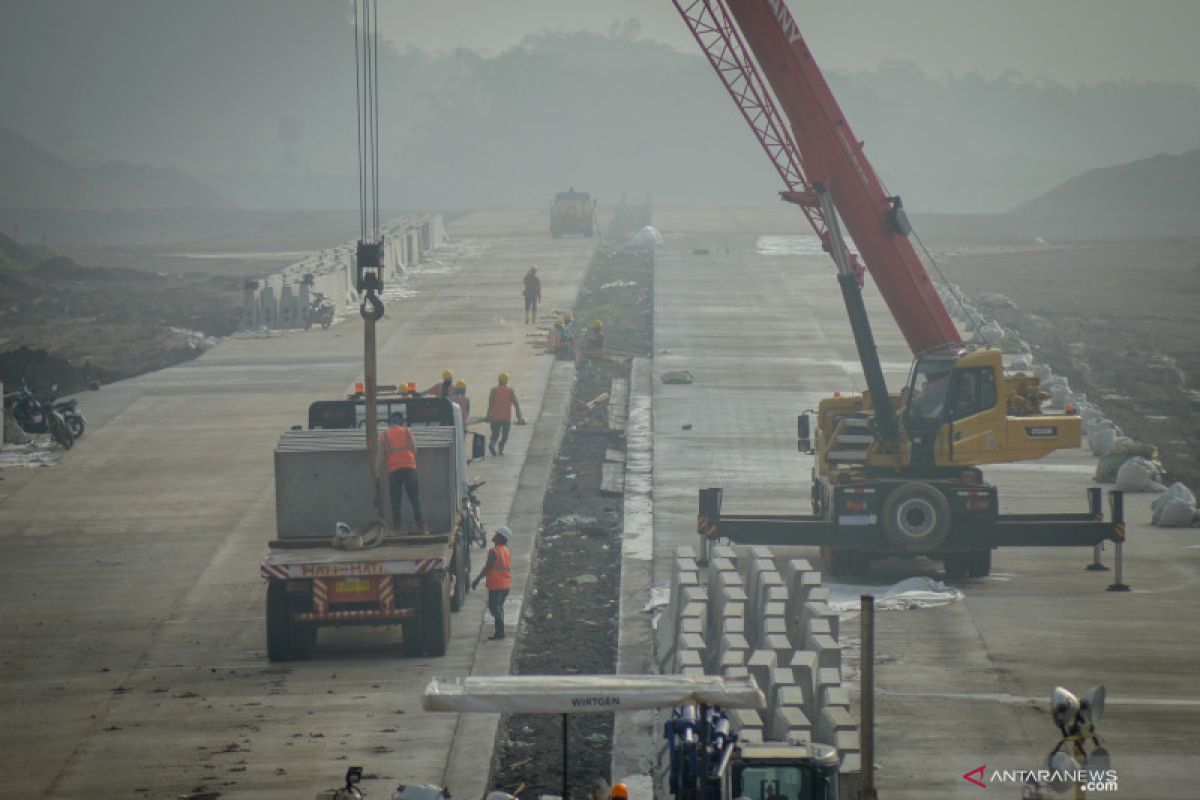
(266, 581), (293, 662)
(943, 553), (969, 580)
(880, 482), (950, 554)
(402, 620), (424, 657)
(967, 549), (992, 578)
(422, 571), (451, 657)
(449, 542), (466, 613)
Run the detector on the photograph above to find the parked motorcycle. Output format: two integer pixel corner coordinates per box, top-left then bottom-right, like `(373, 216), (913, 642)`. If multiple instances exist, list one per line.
(307, 293), (337, 330)
(11, 382), (76, 449)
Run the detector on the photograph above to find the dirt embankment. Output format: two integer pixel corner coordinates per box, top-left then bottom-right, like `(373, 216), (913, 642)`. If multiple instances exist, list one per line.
(0, 250), (244, 397)
(938, 238), (1200, 488)
(491, 242), (652, 798)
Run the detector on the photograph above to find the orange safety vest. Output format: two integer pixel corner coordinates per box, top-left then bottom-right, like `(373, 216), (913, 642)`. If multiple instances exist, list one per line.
(380, 426), (416, 472)
(486, 544), (512, 590)
(487, 385), (515, 422)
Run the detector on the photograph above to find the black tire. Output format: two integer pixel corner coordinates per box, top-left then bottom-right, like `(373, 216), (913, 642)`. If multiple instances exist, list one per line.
(421, 571), (451, 657)
(402, 620), (424, 657)
(967, 549), (993, 578)
(449, 539), (466, 613)
(321, 314), (333, 330)
(943, 553), (969, 580)
(880, 482), (951, 554)
(266, 581), (292, 662)
(48, 413), (74, 450)
(66, 413), (85, 440)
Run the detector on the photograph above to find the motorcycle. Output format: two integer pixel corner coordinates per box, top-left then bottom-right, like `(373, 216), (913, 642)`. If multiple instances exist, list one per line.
(307, 293), (337, 330)
(465, 479), (488, 549)
(11, 382), (76, 449)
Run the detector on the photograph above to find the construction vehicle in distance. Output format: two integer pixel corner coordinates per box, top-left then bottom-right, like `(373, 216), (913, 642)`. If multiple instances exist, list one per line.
(550, 187), (596, 238)
(260, 394), (486, 661)
(665, 704), (840, 800)
(678, 0), (1124, 577)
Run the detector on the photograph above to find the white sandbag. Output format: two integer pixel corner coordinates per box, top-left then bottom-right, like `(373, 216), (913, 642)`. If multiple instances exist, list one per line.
(979, 320), (1005, 342)
(1114, 457), (1165, 493)
(624, 226), (662, 252)
(1089, 425), (1118, 457)
(1152, 483), (1198, 527)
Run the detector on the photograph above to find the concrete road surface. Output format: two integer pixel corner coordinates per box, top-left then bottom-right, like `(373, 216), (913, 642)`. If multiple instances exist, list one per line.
(0, 211), (589, 799)
(624, 208), (1199, 798)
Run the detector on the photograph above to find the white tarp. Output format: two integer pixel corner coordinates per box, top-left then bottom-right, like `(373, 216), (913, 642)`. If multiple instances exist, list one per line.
(422, 674), (765, 714)
(826, 576), (964, 612)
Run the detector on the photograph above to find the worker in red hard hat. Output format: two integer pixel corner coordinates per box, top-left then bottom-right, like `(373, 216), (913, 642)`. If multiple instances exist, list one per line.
(610, 783), (629, 800)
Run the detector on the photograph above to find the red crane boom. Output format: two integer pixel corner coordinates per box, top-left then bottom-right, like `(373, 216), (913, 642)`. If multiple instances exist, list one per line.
(674, 0), (961, 354)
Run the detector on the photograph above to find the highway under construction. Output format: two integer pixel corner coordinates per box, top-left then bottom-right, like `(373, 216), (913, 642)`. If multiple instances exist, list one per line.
(2, 2), (1199, 799)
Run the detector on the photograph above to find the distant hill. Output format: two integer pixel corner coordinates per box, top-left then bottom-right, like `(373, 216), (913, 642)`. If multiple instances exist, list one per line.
(0, 126), (231, 211)
(1005, 149), (1200, 239)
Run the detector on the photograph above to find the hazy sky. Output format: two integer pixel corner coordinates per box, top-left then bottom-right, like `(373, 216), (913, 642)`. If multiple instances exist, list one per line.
(381, 0), (1200, 87)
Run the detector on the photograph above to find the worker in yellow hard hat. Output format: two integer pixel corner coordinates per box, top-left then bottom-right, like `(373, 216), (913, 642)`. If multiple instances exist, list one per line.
(451, 379), (470, 426)
(486, 372), (524, 455)
(523, 265), (542, 325)
(423, 369), (454, 398)
(586, 319), (605, 351)
(610, 783), (629, 800)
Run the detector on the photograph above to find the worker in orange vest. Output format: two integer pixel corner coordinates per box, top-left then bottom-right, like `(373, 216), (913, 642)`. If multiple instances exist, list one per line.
(379, 411), (427, 534)
(472, 526), (512, 640)
(485, 372), (525, 456)
(423, 369), (454, 398)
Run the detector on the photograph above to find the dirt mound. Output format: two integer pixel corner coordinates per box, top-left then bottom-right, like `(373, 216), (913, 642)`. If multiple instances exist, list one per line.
(1, 249), (243, 396)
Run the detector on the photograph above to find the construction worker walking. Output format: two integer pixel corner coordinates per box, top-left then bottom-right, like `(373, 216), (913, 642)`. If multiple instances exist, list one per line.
(472, 527), (512, 640)
(379, 411), (427, 534)
(523, 265), (542, 324)
(486, 372), (525, 456)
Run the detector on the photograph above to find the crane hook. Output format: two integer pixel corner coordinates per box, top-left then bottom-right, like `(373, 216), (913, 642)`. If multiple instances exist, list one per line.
(359, 291), (384, 322)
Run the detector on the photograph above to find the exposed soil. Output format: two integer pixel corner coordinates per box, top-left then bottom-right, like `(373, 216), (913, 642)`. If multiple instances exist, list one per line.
(937, 238), (1200, 489)
(491, 230), (653, 798)
(0, 245), (244, 398)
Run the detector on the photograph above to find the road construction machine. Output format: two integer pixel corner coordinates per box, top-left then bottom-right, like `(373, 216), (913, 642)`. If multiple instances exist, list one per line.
(677, 0), (1124, 577)
(550, 187), (596, 238)
(666, 704), (840, 800)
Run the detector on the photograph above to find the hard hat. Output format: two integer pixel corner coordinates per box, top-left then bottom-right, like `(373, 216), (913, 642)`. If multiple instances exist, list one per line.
(442, 369), (454, 380)
(530, 265), (538, 273)
(454, 379), (467, 390)
(592, 320), (604, 329)
(389, 411), (406, 425)
(498, 372), (510, 384)
(554, 319), (563, 327)
(611, 784), (629, 799)
(563, 311), (573, 322)
(493, 526), (511, 543)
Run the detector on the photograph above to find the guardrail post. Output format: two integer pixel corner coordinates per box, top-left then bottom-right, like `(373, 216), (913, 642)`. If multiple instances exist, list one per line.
(1106, 491), (1129, 592)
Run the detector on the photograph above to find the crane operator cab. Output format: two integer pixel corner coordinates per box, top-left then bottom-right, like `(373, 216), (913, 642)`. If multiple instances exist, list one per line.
(901, 344), (1079, 471)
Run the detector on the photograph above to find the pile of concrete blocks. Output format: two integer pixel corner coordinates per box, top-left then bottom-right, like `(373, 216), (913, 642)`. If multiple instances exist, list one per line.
(654, 543), (860, 780)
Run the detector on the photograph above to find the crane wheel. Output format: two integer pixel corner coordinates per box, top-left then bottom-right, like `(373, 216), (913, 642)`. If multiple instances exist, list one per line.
(880, 481), (950, 554)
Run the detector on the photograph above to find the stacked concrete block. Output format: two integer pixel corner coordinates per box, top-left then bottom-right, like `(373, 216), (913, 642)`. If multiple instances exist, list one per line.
(654, 541), (859, 783)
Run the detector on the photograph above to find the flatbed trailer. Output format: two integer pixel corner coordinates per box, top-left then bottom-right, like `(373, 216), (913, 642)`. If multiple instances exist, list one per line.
(261, 533), (461, 660)
(697, 486), (1127, 582)
(261, 397), (480, 661)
